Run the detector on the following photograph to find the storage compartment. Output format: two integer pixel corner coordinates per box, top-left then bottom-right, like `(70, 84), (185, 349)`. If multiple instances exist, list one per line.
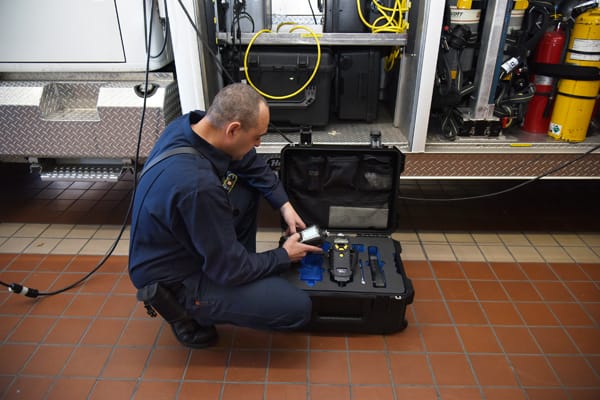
(279, 143), (414, 334)
(336, 48), (381, 122)
(245, 46), (335, 127)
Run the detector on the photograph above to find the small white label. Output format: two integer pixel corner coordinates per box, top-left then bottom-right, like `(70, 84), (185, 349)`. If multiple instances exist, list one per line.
(450, 9), (482, 24)
(501, 57), (520, 73)
(570, 39), (600, 61)
(534, 75), (553, 86)
(549, 122), (562, 138)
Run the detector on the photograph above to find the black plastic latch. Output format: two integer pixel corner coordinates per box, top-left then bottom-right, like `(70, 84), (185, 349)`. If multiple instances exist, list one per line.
(370, 130), (382, 148)
(300, 125), (313, 146)
(298, 55), (309, 68)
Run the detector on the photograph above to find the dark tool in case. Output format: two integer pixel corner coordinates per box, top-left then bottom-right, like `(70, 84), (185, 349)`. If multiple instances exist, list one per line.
(328, 234), (354, 285)
(279, 132), (414, 334)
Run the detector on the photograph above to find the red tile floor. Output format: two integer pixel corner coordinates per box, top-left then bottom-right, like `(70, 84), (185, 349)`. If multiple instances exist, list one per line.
(0, 164), (599, 399)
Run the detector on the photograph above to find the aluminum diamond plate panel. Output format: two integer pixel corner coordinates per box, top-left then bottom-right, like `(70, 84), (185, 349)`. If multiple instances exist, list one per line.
(0, 73), (181, 159)
(402, 153), (600, 178)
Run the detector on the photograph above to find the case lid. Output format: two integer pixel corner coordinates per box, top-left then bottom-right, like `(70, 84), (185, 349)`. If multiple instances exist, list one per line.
(280, 139), (405, 235)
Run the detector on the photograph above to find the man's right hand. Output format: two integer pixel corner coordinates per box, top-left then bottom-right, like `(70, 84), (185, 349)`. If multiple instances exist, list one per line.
(282, 233), (323, 262)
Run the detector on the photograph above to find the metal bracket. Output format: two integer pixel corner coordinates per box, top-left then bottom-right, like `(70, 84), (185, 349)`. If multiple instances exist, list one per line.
(300, 125), (313, 146)
(370, 130), (382, 148)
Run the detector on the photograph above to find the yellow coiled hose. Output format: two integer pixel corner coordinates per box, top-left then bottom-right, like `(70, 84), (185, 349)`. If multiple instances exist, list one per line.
(244, 24), (321, 100)
(357, 0), (410, 71)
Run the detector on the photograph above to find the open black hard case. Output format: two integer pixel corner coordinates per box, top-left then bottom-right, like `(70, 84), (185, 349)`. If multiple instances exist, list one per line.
(279, 136), (414, 334)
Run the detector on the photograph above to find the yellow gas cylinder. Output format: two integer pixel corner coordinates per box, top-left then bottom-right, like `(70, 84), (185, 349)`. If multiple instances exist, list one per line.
(549, 7), (600, 142)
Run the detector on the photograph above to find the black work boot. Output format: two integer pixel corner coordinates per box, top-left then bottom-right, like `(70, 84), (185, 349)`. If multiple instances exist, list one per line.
(137, 282), (218, 348)
(171, 319), (218, 349)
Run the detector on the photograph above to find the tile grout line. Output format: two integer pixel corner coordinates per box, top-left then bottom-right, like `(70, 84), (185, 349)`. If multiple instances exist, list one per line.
(4, 223), (600, 263)
(176, 344), (195, 400)
(419, 234), (531, 396)
(218, 328), (235, 400)
(0, 253), (59, 400)
(542, 261), (600, 384)
(262, 331), (273, 400)
(436, 249), (500, 400)
(413, 255), (441, 399)
(382, 330), (399, 400)
(482, 262), (564, 396)
(83, 274), (137, 400)
(10, 261), (86, 400)
(457, 257), (531, 397)
(58, 266), (128, 396)
(491, 259), (573, 398)
(2, 223), (598, 397)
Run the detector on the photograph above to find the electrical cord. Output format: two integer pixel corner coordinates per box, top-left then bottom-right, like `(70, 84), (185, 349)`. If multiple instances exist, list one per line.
(232, 13), (255, 36)
(231, 0), (255, 39)
(307, 0), (319, 24)
(268, 122), (295, 144)
(144, 0), (171, 59)
(176, 0), (237, 84)
(398, 142), (600, 202)
(0, 0), (158, 297)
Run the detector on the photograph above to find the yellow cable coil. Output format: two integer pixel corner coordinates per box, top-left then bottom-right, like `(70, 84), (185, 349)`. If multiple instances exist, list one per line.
(356, 0), (410, 33)
(356, 0), (410, 71)
(243, 25), (322, 100)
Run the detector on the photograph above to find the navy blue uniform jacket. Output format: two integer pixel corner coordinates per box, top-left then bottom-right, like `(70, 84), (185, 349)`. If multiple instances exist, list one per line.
(128, 111), (290, 289)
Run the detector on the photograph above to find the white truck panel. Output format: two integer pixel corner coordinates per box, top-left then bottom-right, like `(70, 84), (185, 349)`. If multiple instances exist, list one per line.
(0, 0), (172, 72)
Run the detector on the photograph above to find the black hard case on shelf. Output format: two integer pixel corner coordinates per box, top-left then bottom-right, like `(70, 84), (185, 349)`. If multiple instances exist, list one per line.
(335, 48), (381, 122)
(245, 47), (335, 127)
(279, 141), (414, 334)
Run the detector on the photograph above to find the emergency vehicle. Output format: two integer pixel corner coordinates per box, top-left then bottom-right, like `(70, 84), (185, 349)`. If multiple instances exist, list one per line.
(0, 0), (598, 180)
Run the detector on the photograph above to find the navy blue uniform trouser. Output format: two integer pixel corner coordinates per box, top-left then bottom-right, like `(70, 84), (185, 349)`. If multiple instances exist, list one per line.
(180, 179), (311, 331)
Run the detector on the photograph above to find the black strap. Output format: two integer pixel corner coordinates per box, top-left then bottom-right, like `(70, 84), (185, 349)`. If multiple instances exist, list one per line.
(139, 146), (201, 180)
(556, 91), (599, 101)
(532, 62), (600, 81)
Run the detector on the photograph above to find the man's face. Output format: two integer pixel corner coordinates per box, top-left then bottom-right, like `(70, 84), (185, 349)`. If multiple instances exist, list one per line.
(230, 102), (269, 160)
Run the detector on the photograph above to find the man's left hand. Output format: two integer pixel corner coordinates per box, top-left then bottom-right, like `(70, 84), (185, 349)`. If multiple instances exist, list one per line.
(280, 201), (306, 235)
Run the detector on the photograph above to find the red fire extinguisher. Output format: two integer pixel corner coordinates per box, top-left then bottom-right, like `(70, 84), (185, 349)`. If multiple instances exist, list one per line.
(522, 27), (566, 133)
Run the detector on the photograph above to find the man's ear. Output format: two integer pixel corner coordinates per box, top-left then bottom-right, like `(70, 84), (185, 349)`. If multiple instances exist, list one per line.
(224, 121), (241, 140)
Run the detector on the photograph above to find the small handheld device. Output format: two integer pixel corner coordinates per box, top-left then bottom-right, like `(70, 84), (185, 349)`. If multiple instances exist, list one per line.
(299, 225), (328, 246)
(328, 234), (354, 285)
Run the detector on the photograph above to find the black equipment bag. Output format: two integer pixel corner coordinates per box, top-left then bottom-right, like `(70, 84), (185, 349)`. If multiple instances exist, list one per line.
(279, 135), (414, 334)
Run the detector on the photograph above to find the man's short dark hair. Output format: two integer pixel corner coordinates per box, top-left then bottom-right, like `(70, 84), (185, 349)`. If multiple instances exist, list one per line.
(206, 83), (268, 129)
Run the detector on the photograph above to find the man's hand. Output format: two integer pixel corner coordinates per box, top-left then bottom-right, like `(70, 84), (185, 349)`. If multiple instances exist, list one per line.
(280, 201), (306, 235)
(282, 233), (323, 263)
